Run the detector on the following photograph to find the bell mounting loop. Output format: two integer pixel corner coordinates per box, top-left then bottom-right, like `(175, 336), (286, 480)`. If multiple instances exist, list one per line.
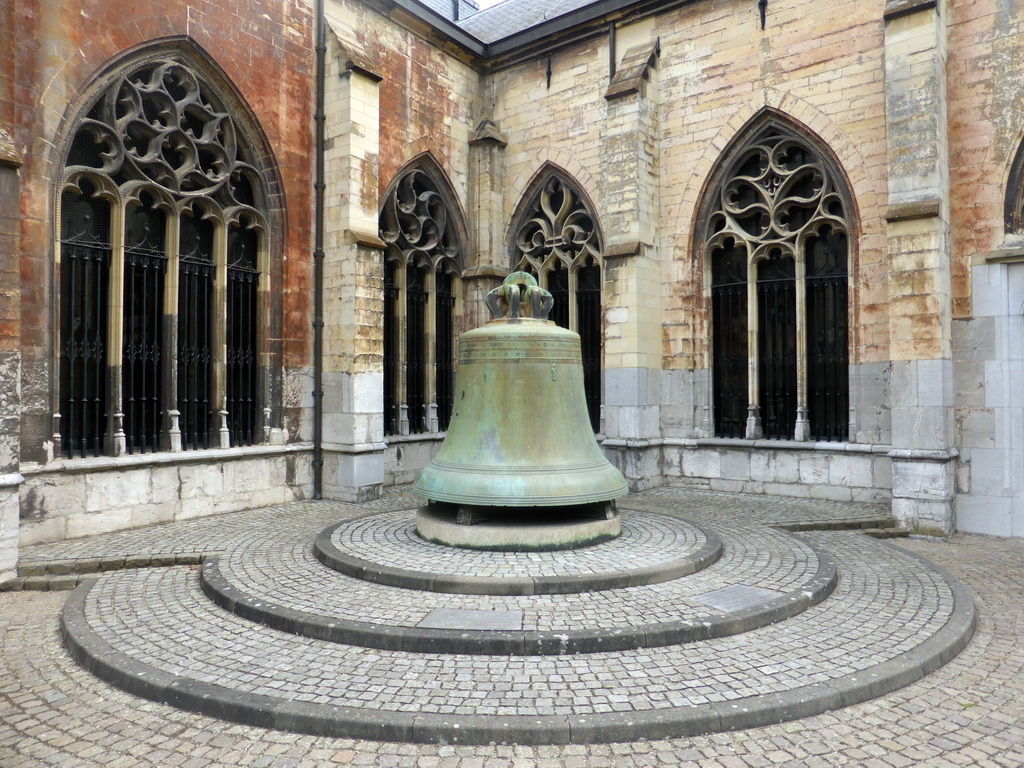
(485, 271), (554, 320)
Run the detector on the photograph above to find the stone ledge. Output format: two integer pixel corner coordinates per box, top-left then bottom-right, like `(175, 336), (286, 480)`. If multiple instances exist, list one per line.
(21, 443), (312, 476)
(461, 265), (509, 280)
(0, 473), (24, 488)
(605, 40), (660, 102)
(888, 448), (959, 462)
(666, 438), (893, 455)
(346, 229), (387, 249)
(883, 0), (937, 21)
(886, 198), (941, 222)
(603, 240), (648, 259)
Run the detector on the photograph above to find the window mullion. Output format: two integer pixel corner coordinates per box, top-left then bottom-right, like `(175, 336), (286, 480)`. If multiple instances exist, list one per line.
(397, 263), (409, 435)
(745, 258), (762, 440)
(165, 210), (182, 451)
(794, 252), (809, 441)
(425, 268), (438, 433)
(212, 219), (229, 448)
(107, 197), (127, 456)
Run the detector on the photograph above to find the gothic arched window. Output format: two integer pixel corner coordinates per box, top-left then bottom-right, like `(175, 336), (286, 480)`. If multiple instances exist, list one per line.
(511, 172), (603, 431)
(701, 120), (852, 442)
(379, 165), (464, 436)
(1006, 138), (1024, 233)
(58, 58), (270, 457)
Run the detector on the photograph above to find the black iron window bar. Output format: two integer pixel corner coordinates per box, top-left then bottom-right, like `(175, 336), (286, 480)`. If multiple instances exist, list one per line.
(379, 167), (463, 438)
(705, 125), (850, 441)
(58, 58), (268, 458)
(59, 182), (111, 458)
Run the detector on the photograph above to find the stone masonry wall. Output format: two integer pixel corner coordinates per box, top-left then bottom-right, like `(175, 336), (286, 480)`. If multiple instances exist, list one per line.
(4, 0), (315, 549)
(946, 0), (1024, 536)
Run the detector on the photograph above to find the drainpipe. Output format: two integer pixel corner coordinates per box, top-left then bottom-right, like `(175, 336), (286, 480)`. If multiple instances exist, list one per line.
(312, 0), (326, 499)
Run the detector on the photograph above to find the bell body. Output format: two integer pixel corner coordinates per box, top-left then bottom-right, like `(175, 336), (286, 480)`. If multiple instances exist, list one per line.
(412, 317), (628, 507)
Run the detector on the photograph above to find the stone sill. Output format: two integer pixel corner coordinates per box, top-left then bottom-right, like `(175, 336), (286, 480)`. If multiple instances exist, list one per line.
(663, 438), (893, 455)
(384, 433), (446, 445)
(0, 473), (25, 489)
(980, 246), (1024, 264)
(22, 443), (312, 477)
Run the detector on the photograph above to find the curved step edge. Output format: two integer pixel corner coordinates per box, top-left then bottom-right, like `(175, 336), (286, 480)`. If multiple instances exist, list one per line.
(199, 536), (837, 655)
(60, 548), (976, 745)
(311, 516), (724, 596)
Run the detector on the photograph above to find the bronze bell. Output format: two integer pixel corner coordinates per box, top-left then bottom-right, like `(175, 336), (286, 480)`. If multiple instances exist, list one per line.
(412, 272), (627, 535)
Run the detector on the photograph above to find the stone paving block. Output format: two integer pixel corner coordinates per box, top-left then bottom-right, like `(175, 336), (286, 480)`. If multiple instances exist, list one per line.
(6, 487), (1022, 764)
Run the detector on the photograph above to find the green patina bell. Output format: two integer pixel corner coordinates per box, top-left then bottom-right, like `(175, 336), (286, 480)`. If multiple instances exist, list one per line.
(412, 272), (627, 535)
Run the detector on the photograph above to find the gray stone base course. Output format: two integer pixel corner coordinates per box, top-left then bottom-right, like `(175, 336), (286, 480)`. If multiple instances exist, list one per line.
(59, 537), (976, 745)
(200, 538), (836, 654)
(314, 510), (723, 595)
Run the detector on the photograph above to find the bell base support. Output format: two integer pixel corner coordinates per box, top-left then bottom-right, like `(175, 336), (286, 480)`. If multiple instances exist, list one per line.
(416, 502), (621, 552)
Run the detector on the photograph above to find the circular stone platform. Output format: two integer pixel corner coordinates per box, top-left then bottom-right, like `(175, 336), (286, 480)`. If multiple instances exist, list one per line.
(58, 498), (977, 746)
(415, 505), (621, 551)
(314, 509), (721, 595)
(200, 511), (835, 655)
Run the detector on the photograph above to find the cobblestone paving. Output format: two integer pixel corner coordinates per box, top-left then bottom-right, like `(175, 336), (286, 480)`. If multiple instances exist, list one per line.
(329, 510), (707, 579)
(2, 490), (1021, 766)
(0, 537), (1019, 766)
(218, 512), (818, 631)
(76, 533), (945, 715)
(17, 486), (886, 567)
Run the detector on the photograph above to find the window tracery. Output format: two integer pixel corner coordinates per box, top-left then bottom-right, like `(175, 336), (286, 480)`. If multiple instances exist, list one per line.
(703, 122), (851, 442)
(58, 57), (268, 457)
(380, 165), (463, 436)
(511, 173), (603, 431)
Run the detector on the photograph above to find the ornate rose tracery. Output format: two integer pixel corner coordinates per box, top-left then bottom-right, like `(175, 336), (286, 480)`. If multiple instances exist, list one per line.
(64, 60), (264, 227)
(380, 169), (459, 268)
(512, 176), (600, 273)
(706, 129), (847, 259)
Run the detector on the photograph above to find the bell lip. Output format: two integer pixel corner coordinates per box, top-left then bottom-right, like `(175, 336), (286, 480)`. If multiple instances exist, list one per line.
(411, 480), (629, 507)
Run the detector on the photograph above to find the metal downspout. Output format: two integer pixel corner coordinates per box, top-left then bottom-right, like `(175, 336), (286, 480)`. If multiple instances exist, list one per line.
(312, 0), (326, 499)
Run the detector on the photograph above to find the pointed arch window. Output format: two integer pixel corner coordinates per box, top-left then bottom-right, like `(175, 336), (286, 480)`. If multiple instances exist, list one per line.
(379, 166), (464, 436)
(1006, 138), (1024, 233)
(701, 122), (851, 442)
(57, 58), (270, 457)
(511, 173), (604, 431)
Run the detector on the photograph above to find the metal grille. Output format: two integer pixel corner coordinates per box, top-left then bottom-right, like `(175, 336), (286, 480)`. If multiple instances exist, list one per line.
(757, 252), (797, 440)
(704, 122), (850, 441)
(122, 196), (166, 454)
(379, 166), (464, 435)
(59, 57), (269, 458)
(806, 227), (849, 441)
(406, 265), (427, 434)
(576, 260), (602, 432)
(435, 270), (455, 431)
(59, 184), (111, 458)
(711, 241), (748, 439)
(177, 213), (214, 450)
(227, 224), (259, 447)
(383, 261), (399, 436)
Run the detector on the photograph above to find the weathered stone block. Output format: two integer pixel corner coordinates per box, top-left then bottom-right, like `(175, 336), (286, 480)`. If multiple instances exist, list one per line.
(720, 450), (751, 482)
(799, 455), (830, 484)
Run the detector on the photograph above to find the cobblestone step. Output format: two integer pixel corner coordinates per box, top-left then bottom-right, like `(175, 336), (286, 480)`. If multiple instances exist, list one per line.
(313, 511), (724, 595)
(60, 531), (975, 745)
(199, 514), (837, 654)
